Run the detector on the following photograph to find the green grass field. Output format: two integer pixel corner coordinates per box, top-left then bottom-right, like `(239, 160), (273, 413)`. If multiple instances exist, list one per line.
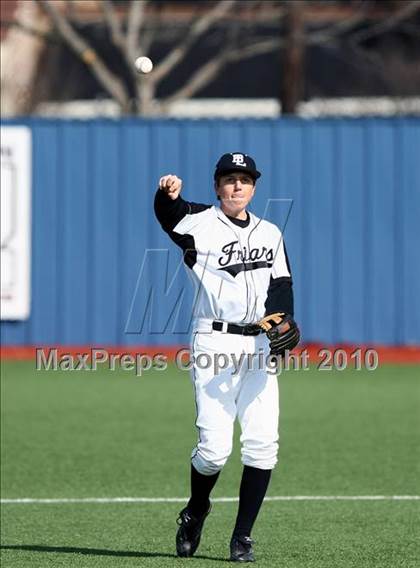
(1, 361), (419, 567)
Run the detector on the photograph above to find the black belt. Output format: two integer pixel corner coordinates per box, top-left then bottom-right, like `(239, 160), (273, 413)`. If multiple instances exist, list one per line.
(212, 321), (262, 336)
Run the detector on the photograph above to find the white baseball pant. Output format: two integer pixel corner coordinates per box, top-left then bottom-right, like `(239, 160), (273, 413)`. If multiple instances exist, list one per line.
(190, 324), (279, 476)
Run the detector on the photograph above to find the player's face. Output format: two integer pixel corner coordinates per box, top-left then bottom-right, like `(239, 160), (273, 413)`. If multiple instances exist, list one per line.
(216, 172), (256, 217)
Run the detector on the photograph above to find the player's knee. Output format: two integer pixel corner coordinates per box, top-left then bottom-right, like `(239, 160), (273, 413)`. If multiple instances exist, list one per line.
(191, 444), (232, 475)
(241, 440), (278, 470)
(192, 454), (225, 475)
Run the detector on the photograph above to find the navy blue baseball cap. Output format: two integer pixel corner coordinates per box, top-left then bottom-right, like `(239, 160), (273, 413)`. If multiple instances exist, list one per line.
(214, 152), (261, 181)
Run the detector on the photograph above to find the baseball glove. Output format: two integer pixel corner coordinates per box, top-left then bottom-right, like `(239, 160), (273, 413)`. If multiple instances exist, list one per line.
(255, 313), (300, 356)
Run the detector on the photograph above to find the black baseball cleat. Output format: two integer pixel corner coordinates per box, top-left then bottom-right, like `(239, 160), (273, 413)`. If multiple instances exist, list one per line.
(176, 503), (211, 557)
(230, 535), (255, 562)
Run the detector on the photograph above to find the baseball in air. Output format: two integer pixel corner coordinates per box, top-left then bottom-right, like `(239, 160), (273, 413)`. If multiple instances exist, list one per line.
(135, 56), (153, 74)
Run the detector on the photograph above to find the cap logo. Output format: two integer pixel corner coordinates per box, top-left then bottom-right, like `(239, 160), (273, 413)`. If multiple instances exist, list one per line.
(232, 153), (246, 166)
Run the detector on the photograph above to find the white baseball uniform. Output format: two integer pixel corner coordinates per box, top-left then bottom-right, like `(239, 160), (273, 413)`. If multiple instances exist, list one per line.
(155, 188), (293, 475)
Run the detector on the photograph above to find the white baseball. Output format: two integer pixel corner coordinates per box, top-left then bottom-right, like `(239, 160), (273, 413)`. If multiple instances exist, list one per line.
(135, 56), (153, 74)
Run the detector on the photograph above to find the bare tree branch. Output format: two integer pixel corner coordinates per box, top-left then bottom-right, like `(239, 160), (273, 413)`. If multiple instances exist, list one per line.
(342, 1), (420, 74)
(126, 0), (148, 61)
(36, 0), (130, 110)
(229, 38), (283, 60)
(306, 14), (366, 45)
(162, 7), (376, 108)
(348, 41), (387, 74)
(161, 56), (227, 107)
(152, 0), (237, 83)
(162, 12), (385, 109)
(162, 37), (282, 105)
(139, 26), (154, 57)
(162, 17), (374, 106)
(102, 0), (140, 83)
(102, 0), (125, 51)
(161, 4), (375, 110)
(158, 4), (372, 107)
(350, 0), (420, 44)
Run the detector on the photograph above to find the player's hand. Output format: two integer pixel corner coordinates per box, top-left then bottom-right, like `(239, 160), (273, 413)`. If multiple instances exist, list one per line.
(159, 175), (182, 200)
(262, 313), (300, 357)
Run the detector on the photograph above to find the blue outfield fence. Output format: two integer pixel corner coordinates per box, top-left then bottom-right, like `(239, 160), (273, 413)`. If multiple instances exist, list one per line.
(1, 117), (419, 346)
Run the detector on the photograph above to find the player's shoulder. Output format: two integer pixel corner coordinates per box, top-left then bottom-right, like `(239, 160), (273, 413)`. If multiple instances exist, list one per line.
(184, 202), (217, 225)
(249, 212), (283, 237)
(173, 202), (216, 233)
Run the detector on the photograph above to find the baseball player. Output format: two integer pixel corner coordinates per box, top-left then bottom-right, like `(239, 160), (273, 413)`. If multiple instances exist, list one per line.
(154, 153), (300, 562)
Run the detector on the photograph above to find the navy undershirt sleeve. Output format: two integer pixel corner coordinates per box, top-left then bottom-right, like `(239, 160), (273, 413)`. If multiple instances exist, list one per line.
(265, 277), (294, 317)
(154, 189), (211, 269)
